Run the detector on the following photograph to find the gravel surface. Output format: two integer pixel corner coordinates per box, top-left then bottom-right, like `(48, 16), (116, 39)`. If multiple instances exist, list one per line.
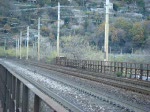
(24, 62), (150, 111)
(3, 61), (125, 112)
(2, 60), (150, 112)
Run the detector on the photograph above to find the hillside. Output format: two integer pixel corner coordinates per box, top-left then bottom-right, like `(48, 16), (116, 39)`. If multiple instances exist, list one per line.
(0, 0), (150, 57)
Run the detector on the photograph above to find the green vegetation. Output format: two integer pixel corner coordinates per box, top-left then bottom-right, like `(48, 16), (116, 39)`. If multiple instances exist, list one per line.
(6, 48), (16, 57)
(46, 51), (57, 62)
(113, 3), (119, 11)
(110, 54), (150, 63)
(0, 0), (149, 63)
(97, 18), (150, 53)
(116, 72), (122, 77)
(0, 47), (5, 57)
(0, 47), (33, 58)
(0, 0), (11, 16)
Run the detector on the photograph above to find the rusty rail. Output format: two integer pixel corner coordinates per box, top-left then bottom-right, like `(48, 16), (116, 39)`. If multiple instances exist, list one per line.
(0, 64), (68, 112)
(56, 58), (150, 81)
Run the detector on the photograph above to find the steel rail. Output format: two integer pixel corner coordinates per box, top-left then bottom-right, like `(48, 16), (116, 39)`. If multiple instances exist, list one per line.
(2, 59), (150, 112)
(47, 63), (150, 88)
(26, 67), (148, 112)
(25, 61), (150, 96)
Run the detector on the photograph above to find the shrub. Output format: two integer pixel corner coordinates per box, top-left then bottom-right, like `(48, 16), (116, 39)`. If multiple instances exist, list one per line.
(0, 47), (5, 57)
(116, 72), (122, 77)
(46, 51), (57, 63)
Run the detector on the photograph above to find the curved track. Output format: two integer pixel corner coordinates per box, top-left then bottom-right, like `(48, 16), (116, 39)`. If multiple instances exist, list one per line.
(3, 59), (150, 112)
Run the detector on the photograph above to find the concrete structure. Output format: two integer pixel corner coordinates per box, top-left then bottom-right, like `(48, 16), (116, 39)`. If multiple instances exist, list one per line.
(0, 64), (68, 112)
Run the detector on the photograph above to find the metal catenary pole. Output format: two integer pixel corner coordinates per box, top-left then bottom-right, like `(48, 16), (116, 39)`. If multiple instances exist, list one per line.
(26, 26), (29, 60)
(57, 2), (60, 57)
(16, 38), (17, 58)
(32, 42), (34, 58)
(20, 31), (22, 59)
(104, 0), (110, 61)
(38, 17), (40, 61)
(4, 38), (6, 57)
(17, 38), (20, 58)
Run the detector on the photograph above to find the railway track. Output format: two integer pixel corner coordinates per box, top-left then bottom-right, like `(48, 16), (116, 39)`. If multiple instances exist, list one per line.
(3, 62), (83, 112)
(2, 60), (140, 112)
(1, 59), (150, 112)
(23, 60), (150, 96)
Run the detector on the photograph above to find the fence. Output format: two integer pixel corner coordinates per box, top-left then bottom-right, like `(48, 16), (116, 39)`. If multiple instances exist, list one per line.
(56, 58), (150, 81)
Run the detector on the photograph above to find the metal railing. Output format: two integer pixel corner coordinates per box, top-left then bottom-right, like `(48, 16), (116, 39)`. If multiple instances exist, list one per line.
(56, 58), (150, 81)
(0, 64), (68, 112)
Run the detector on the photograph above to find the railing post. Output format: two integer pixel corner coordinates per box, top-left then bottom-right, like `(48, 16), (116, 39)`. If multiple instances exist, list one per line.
(134, 64), (137, 79)
(87, 60), (89, 70)
(12, 76), (16, 100)
(11, 76), (16, 112)
(121, 63), (123, 74)
(90, 60), (93, 71)
(139, 64), (143, 80)
(110, 62), (113, 72)
(0, 66), (3, 107)
(146, 64), (149, 81)
(8, 72), (13, 112)
(85, 60), (87, 69)
(93, 61), (95, 71)
(3, 69), (8, 112)
(98, 61), (100, 72)
(16, 79), (21, 112)
(89, 61), (91, 71)
(95, 61), (98, 72)
(117, 62), (119, 72)
(130, 63), (132, 78)
(0, 66), (2, 101)
(22, 85), (29, 112)
(114, 62), (116, 73)
(125, 63), (127, 77)
(104, 61), (106, 73)
(6, 87), (9, 112)
(66, 59), (68, 66)
(100, 61), (102, 73)
(91, 61), (93, 71)
(6, 71), (11, 112)
(34, 94), (40, 112)
(78, 60), (80, 68)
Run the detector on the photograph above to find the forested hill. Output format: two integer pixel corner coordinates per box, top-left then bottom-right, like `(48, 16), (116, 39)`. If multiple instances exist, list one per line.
(0, 0), (150, 54)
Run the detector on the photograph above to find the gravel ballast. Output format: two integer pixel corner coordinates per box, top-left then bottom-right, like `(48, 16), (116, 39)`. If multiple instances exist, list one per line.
(2, 60), (150, 112)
